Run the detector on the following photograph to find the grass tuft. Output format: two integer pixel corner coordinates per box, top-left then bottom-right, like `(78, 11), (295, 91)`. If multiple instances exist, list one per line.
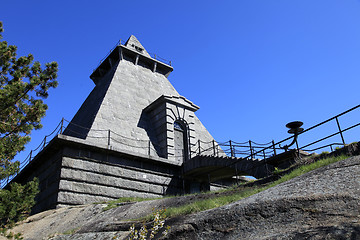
(163, 154), (349, 219)
(103, 197), (157, 211)
(270, 154), (348, 187)
(105, 154), (350, 220)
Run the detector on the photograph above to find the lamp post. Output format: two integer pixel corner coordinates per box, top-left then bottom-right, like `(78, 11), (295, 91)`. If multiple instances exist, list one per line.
(280, 121), (304, 151)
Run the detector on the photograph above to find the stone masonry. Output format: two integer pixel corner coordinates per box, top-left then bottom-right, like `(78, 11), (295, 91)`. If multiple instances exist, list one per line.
(64, 35), (218, 160)
(10, 35), (227, 214)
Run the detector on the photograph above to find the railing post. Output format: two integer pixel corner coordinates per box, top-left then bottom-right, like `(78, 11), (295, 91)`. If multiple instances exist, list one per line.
(189, 145), (192, 159)
(335, 117), (346, 146)
(29, 150), (32, 162)
(198, 139), (201, 155)
(272, 140), (277, 156)
(263, 149), (266, 160)
(233, 144), (236, 158)
(212, 140), (216, 156)
(60, 118), (64, 134)
(43, 136), (47, 149)
(295, 137), (300, 157)
(148, 140), (151, 155)
(108, 130), (111, 146)
(249, 140), (253, 159)
(229, 140), (234, 157)
(182, 178), (186, 195)
(235, 164), (238, 184)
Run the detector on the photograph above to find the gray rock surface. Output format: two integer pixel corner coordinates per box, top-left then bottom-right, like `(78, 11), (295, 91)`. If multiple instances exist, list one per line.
(3, 156), (359, 240)
(164, 156), (360, 240)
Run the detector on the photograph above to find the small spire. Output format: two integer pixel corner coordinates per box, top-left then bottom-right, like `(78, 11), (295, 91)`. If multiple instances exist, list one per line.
(125, 35), (151, 58)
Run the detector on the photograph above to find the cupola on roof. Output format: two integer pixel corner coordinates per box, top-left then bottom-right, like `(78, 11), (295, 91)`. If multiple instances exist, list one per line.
(124, 35), (151, 58)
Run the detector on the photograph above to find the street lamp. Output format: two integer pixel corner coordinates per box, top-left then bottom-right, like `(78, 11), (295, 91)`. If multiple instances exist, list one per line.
(280, 121), (304, 151)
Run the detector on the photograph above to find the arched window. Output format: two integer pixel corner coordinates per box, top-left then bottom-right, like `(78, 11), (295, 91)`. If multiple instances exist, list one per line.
(174, 121), (189, 162)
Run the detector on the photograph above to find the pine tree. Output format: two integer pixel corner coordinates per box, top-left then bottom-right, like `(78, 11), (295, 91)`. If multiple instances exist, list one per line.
(0, 21), (58, 229)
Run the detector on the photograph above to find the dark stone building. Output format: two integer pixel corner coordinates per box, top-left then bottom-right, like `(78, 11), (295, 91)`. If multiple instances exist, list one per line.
(9, 36), (231, 214)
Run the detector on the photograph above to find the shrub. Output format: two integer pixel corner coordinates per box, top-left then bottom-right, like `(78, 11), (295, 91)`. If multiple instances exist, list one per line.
(0, 179), (39, 228)
(114, 209), (170, 240)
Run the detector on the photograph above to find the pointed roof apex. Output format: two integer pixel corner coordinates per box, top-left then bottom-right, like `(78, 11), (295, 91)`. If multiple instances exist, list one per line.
(125, 35), (151, 58)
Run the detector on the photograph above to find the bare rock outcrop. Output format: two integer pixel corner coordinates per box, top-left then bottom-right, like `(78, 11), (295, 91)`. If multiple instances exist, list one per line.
(163, 156), (360, 239)
(2, 156), (359, 240)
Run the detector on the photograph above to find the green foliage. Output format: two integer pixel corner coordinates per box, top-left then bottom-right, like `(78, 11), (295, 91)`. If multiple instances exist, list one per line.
(116, 209), (170, 240)
(103, 197), (155, 211)
(164, 186), (264, 218)
(108, 154), (351, 239)
(0, 21), (58, 180)
(62, 227), (80, 235)
(317, 151), (330, 159)
(270, 154), (348, 187)
(0, 227), (23, 239)
(0, 22), (57, 238)
(0, 179), (39, 228)
(154, 154), (349, 219)
(273, 167), (284, 175)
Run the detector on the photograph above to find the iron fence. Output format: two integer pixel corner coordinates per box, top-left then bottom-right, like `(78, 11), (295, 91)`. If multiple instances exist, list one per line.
(92, 39), (172, 72)
(2, 104), (360, 188)
(191, 104), (360, 183)
(194, 104), (360, 161)
(0, 120), (63, 188)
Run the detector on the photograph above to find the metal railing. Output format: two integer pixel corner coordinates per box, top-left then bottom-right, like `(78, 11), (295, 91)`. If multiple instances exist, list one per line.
(62, 119), (167, 157)
(191, 104), (360, 183)
(147, 51), (172, 66)
(0, 120), (64, 188)
(194, 104), (360, 161)
(0, 118), (169, 188)
(2, 104), (359, 188)
(194, 139), (279, 159)
(93, 39), (172, 72)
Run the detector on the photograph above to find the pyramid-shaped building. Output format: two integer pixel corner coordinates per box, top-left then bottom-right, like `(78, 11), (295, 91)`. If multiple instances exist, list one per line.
(64, 35), (217, 162)
(10, 36), (231, 213)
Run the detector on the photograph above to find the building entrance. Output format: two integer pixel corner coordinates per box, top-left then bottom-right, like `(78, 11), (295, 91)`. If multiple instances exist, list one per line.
(174, 121), (188, 163)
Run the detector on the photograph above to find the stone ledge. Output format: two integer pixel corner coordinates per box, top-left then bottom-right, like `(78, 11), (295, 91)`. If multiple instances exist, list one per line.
(58, 134), (182, 167)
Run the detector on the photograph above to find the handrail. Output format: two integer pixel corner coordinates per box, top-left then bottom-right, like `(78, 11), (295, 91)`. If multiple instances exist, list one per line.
(194, 104), (360, 179)
(2, 104), (359, 188)
(1, 118), (173, 188)
(0, 121), (63, 188)
(92, 39), (172, 72)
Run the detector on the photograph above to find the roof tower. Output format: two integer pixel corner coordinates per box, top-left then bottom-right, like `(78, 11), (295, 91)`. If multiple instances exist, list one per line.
(64, 35), (218, 162)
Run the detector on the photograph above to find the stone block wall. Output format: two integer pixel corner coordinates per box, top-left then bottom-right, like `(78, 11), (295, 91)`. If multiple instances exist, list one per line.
(56, 144), (183, 208)
(13, 147), (63, 214)
(11, 136), (184, 214)
(144, 95), (219, 163)
(165, 102), (198, 160)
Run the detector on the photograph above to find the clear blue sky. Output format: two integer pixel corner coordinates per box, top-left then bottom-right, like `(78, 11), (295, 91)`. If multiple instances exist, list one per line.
(2, 0), (360, 162)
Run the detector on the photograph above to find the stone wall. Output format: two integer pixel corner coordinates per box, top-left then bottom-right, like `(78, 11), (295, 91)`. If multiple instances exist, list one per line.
(56, 143), (184, 208)
(10, 136), (185, 213)
(9, 36), (227, 214)
(12, 145), (63, 214)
